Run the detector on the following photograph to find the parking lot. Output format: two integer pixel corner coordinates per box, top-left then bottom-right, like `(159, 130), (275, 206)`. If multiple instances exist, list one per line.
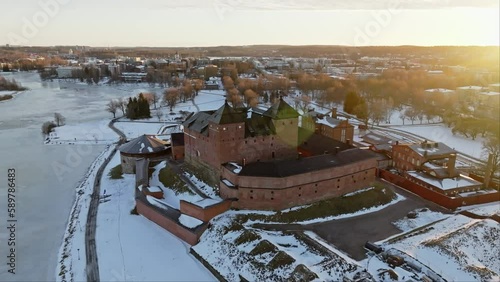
(307, 182), (451, 260)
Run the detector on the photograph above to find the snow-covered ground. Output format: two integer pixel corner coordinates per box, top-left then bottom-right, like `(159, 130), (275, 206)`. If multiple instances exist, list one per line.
(57, 145), (115, 282)
(114, 121), (165, 140)
(392, 124), (485, 159)
(392, 209), (449, 232)
(47, 120), (118, 145)
(193, 212), (362, 281)
(383, 215), (500, 281)
(457, 202), (500, 217)
(96, 153), (215, 281)
(184, 171), (221, 200)
(148, 161), (203, 209)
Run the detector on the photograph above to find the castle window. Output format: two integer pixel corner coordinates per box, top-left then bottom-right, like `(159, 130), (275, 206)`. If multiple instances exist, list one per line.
(271, 197), (274, 200)
(282, 122), (285, 125)
(245, 140), (248, 144)
(250, 196), (253, 199)
(315, 190), (317, 193)
(272, 152), (275, 158)
(250, 190), (253, 193)
(271, 191), (274, 194)
(271, 143), (273, 147)
(299, 194), (301, 197)
(315, 183), (318, 187)
(290, 121), (293, 124)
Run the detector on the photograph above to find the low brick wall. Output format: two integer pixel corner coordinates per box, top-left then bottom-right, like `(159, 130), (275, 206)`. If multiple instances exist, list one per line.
(379, 169), (500, 210)
(136, 199), (207, 245)
(180, 200), (232, 222)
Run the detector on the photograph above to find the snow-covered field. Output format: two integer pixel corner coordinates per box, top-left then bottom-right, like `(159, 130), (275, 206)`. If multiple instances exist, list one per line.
(47, 120), (118, 145)
(384, 215), (500, 281)
(96, 154), (215, 281)
(392, 124), (485, 159)
(114, 121), (165, 140)
(457, 202), (500, 217)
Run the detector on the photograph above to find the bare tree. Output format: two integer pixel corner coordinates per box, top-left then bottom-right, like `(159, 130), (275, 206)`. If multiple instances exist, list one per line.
(482, 135), (500, 184)
(244, 89), (259, 107)
(181, 80), (193, 102)
(54, 112), (66, 127)
(227, 87), (241, 107)
(118, 98), (127, 116)
(163, 88), (180, 112)
(41, 121), (56, 136)
(106, 100), (118, 118)
(155, 109), (163, 121)
(193, 79), (204, 96)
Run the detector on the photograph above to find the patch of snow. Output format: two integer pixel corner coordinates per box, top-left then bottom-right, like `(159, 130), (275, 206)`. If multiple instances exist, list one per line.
(179, 214), (204, 229)
(194, 198), (222, 208)
(392, 209), (449, 232)
(147, 186), (162, 193)
(343, 187), (374, 197)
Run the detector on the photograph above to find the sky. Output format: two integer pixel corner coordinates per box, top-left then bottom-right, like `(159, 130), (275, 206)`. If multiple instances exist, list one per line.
(1, 0), (499, 47)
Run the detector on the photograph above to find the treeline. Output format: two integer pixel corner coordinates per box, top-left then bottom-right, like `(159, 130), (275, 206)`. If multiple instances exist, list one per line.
(126, 93), (151, 119)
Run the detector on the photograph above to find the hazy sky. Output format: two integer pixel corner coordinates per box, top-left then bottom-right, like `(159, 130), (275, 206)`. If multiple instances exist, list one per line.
(1, 0), (498, 47)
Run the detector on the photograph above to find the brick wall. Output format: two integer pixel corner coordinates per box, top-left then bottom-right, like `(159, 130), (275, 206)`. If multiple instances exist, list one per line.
(172, 145), (184, 160)
(379, 169), (500, 210)
(136, 199), (207, 245)
(180, 200), (232, 222)
(220, 158), (377, 210)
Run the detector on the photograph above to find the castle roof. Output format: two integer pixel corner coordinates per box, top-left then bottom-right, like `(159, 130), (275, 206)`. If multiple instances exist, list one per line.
(263, 97), (300, 120)
(236, 148), (376, 178)
(208, 101), (247, 124)
(119, 135), (168, 155)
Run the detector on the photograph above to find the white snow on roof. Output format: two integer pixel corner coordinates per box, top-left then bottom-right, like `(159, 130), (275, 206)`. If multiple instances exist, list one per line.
(194, 198), (222, 208)
(457, 85), (484, 90)
(407, 171), (481, 191)
(148, 186), (162, 193)
(479, 91), (500, 96)
(147, 146), (153, 153)
(222, 179), (235, 187)
(139, 142), (145, 152)
(425, 88), (455, 93)
(228, 162), (242, 174)
(179, 214), (203, 229)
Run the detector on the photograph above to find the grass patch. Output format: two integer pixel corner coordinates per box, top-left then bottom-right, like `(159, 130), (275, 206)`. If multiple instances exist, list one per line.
(224, 221), (244, 235)
(0, 94), (13, 101)
(234, 230), (261, 245)
(250, 240), (278, 256)
(289, 264), (319, 282)
(267, 251), (296, 269)
(108, 165), (123, 179)
(158, 166), (194, 195)
(268, 184), (396, 223)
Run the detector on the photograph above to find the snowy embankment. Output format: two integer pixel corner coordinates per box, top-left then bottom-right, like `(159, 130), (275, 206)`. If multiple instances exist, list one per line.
(392, 124), (485, 159)
(95, 153), (214, 281)
(193, 212), (362, 281)
(56, 144), (115, 282)
(384, 214), (500, 281)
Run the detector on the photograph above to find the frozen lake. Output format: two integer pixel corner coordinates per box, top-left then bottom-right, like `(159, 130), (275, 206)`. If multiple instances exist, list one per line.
(0, 72), (157, 281)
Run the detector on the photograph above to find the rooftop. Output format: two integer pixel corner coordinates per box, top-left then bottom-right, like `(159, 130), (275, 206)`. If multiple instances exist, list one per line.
(119, 134), (169, 155)
(409, 141), (456, 157)
(407, 171), (482, 191)
(235, 148), (376, 178)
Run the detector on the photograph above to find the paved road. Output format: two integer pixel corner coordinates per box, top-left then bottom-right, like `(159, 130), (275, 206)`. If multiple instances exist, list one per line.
(255, 182), (451, 260)
(85, 118), (126, 282)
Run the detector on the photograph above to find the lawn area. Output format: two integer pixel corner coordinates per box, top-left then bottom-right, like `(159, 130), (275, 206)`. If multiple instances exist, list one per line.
(158, 166), (194, 195)
(238, 184), (396, 224)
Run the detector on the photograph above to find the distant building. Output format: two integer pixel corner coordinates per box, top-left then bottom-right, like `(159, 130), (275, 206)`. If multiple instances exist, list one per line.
(301, 108), (354, 145)
(392, 141), (457, 178)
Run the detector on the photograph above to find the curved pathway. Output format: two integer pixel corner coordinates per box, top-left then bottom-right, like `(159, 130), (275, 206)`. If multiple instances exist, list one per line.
(85, 117), (126, 282)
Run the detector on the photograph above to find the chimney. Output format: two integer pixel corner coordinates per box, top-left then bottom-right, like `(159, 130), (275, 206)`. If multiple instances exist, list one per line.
(346, 139), (352, 146)
(484, 153), (494, 188)
(331, 108), (337, 119)
(335, 146), (340, 154)
(447, 154), (457, 177)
